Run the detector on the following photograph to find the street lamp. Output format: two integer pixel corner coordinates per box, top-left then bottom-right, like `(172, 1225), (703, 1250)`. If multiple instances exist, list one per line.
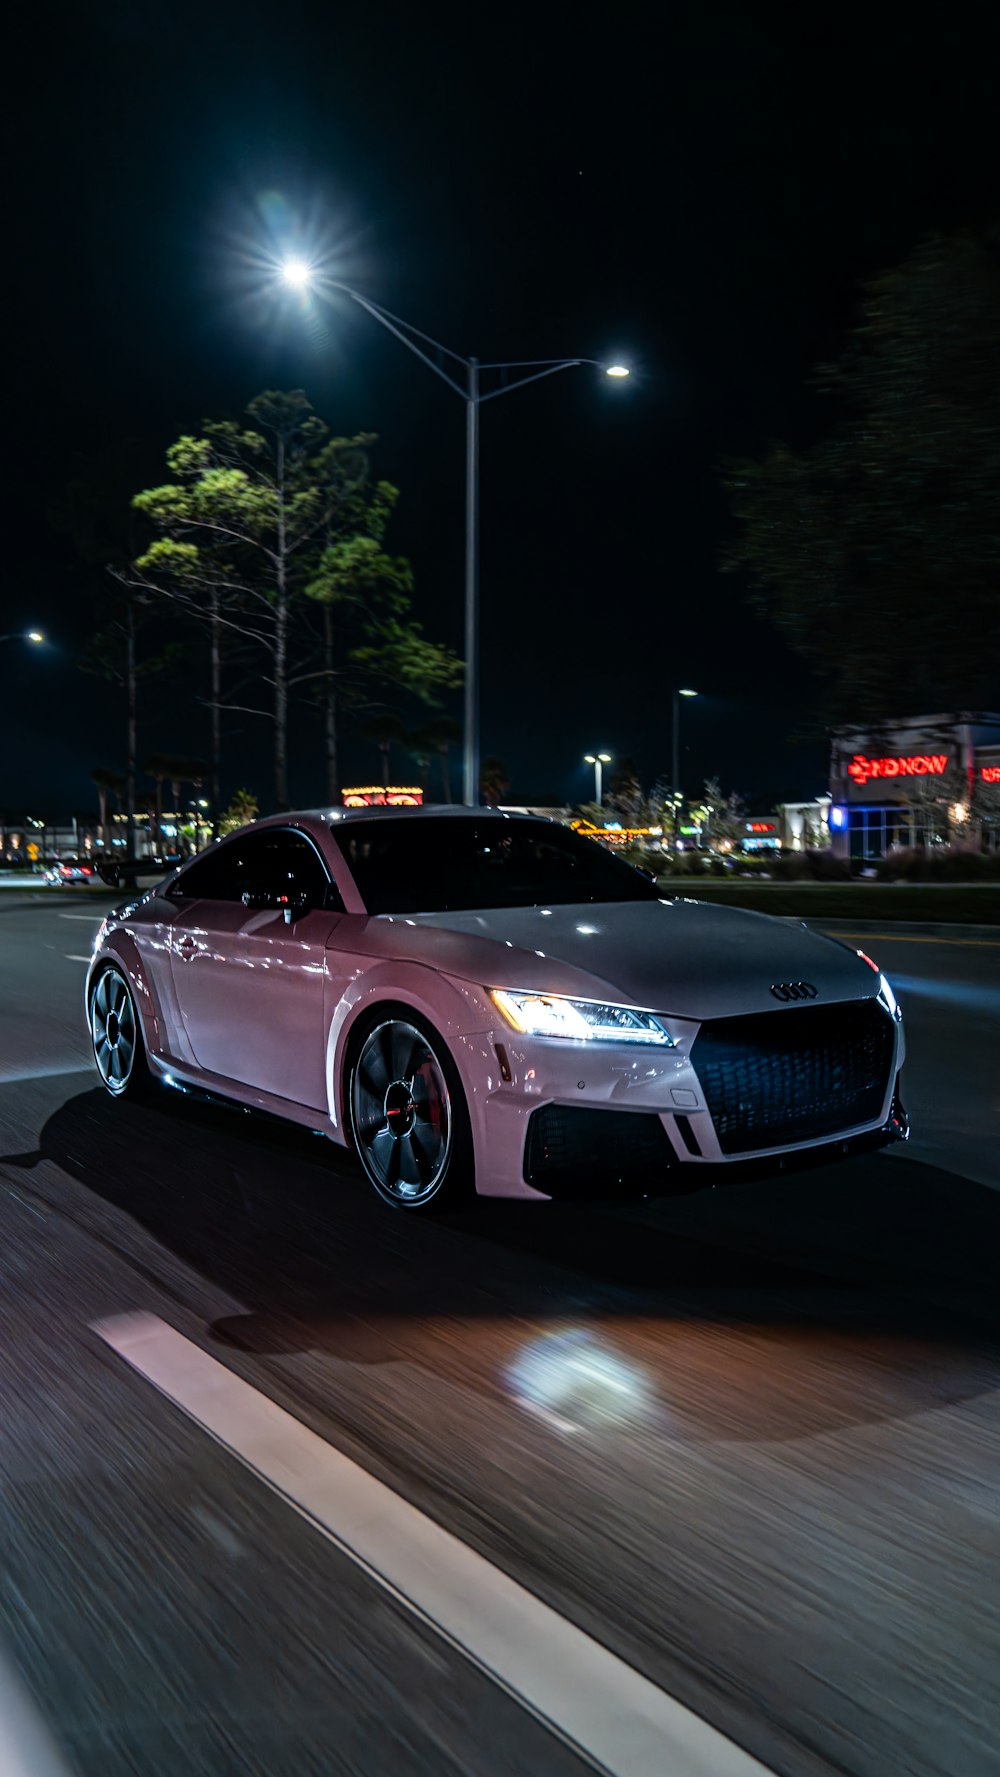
(672, 689), (699, 848)
(278, 259), (629, 805)
(0, 629), (44, 645)
(584, 752), (612, 806)
(280, 257), (312, 291)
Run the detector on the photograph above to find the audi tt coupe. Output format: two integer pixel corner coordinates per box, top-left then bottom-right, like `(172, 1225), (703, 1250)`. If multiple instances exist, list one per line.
(86, 807), (907, 1211)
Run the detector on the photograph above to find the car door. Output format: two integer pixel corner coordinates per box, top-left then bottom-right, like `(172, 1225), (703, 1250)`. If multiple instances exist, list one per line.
(166, 827), (344, 1110)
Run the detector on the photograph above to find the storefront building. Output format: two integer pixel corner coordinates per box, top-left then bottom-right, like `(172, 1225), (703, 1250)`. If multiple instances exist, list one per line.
(829, 712), (1000, 859)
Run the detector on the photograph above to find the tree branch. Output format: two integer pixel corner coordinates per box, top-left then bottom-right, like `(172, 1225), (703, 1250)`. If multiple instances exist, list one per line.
(167, 516), (279, 563)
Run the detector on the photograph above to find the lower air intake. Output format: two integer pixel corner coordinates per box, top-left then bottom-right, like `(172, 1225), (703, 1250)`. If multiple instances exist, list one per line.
(524, 1105), (675, 1198)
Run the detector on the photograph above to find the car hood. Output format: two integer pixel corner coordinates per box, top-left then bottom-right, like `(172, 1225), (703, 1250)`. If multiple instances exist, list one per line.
(383, 897), (879, 1022)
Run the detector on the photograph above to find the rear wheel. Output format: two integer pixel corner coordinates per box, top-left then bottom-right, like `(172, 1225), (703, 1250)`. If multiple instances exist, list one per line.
(90, 965), (152, 1099)
(349, 1011), (473, 1211)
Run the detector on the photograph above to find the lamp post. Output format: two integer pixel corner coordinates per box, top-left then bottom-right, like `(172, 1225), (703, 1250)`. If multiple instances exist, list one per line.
(0, 630), (44, 646)
(279, 261), (629, 805)
(584, 751), (612, 806)
(672, 688), (698, 848)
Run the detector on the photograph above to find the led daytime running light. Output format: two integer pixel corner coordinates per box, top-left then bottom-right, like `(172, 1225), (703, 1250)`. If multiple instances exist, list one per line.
(877, 973), (900, 1019)
(490, 989), (673, 1045)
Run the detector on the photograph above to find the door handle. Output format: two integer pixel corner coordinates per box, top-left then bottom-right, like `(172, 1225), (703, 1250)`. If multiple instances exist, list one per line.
(176, 935), (198, 958)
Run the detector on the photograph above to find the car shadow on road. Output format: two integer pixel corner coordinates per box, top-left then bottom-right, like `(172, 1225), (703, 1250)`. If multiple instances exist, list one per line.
(4, 1083), (1000, 1447)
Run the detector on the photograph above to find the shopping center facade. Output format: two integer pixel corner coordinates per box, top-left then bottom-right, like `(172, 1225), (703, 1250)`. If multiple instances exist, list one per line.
(828, 712), (1000, 858)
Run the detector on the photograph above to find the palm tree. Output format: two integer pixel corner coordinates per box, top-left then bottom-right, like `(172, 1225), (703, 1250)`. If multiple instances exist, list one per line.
(410, 715), (461, 804)
(360, 712), (409, 791)
(220, 788), (259, 834)
(480, 756), (511, 807)
(408, 729), (433, 797)
(90, 767), (123, 850)
(146, 755), (210, 855)
(143, 754), (171, 852)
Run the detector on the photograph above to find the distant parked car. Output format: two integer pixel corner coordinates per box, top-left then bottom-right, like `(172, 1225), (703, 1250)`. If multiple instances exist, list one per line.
(45, 858), (95, 885)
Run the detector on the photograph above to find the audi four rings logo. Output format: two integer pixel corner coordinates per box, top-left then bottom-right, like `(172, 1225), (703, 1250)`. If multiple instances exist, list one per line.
(769, 981), (819, 1002)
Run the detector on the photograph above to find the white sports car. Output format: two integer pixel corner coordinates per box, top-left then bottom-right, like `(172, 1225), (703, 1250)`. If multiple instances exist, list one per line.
(86, 807), (907, 1211)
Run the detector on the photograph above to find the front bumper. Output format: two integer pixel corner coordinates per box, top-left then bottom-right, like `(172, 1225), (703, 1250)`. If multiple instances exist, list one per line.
(466, 994), (905, 1200)
(521, 1083), (909, 1199)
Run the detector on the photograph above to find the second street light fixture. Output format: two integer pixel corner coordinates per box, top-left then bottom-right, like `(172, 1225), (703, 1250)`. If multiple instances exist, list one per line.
(584, 751), (612, 806)
(672, 688), (699, 849)
(278, 257), (629, 805)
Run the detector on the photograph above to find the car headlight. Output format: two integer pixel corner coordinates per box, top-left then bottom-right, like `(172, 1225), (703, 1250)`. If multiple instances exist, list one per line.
(489, 989), (674, 1045)
(877, 973), (900, 1020)
(856, 949), (900, 1020)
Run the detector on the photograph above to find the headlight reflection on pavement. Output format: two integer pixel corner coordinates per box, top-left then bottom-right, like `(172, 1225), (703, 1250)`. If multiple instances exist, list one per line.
(504, 1328), (656, 1435)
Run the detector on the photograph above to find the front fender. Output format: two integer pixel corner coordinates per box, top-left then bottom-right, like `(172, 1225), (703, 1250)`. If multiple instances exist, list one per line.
(325, 961), (489, 1134)
(87, 930), (168, 1062)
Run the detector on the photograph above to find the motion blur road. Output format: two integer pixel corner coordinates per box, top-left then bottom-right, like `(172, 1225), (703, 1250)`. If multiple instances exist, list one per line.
(1, 896), (998, 1776)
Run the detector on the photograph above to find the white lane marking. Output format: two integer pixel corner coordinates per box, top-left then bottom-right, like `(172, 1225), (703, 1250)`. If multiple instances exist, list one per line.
(95, 1313), (774, 1777)
(6, 1189), (47, 1219)
(0, 1650), (75, 1775)
(64, 955), (92, 963)
(58, 914), (105, 921)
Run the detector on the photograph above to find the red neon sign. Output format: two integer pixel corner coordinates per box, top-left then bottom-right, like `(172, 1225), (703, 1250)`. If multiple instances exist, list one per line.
(982, 766), (1000, 784)
(747, 821), (776, 833)
(847, 753), (948, 786)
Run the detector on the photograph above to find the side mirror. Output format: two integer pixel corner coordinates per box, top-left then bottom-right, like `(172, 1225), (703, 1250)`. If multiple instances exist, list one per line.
(278, 891), (309, 925)
(241, 888), (310, 924)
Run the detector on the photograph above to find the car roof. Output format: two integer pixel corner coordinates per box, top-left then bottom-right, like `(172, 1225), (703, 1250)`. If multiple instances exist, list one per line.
(257, 805), (553, 828)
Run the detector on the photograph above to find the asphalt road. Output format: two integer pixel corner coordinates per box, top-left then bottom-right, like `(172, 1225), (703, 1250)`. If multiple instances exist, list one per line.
(1, 897), (998, 1776)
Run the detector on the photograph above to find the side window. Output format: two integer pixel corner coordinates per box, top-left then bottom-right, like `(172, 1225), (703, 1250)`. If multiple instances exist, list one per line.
(255, 832), (337, 906)
(170, 830), (341, 909)
(168, 838), (252, 901)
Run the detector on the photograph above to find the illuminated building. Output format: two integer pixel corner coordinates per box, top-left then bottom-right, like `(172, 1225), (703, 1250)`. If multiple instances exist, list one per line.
(829, 712), (1000, 858)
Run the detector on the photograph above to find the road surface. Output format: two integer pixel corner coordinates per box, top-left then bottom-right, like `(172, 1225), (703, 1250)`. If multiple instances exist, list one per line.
(1, 896), (998, 1776)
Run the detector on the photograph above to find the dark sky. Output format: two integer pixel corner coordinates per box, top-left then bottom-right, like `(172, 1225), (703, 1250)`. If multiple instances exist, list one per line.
(6, 2), (1000, 816)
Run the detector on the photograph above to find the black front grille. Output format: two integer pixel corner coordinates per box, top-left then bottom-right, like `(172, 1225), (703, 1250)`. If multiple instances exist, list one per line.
(524, 1105), (675, 1198)
(691, 998), (895, 1155)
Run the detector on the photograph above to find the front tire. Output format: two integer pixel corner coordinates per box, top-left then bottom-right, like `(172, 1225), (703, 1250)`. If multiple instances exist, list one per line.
(90, 965), (153, 1099)
(348, 1010), (473, 1211)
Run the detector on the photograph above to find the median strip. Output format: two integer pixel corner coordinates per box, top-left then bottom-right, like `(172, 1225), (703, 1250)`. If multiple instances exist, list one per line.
(823, 931), (1000, 948)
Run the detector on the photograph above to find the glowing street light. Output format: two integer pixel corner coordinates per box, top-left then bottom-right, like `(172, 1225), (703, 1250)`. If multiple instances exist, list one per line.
(274, 254), (629, 804)
(584, 751), (612, 806)
(672, 689), (699, 850)
(1, 629), (45, 646)
(280, 257), (314, 291)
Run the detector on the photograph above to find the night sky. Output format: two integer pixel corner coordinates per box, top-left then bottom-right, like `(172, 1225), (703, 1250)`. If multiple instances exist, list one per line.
(6, 3), (1000, 817)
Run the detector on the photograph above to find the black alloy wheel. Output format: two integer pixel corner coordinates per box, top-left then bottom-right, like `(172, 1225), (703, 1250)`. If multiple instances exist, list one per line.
(90, 966), (152, 1099)
(349, 1012), (472, 1211)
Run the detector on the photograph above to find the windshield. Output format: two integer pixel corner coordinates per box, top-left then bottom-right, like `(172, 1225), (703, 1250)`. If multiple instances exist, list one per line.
(333, 816), (662, 914)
